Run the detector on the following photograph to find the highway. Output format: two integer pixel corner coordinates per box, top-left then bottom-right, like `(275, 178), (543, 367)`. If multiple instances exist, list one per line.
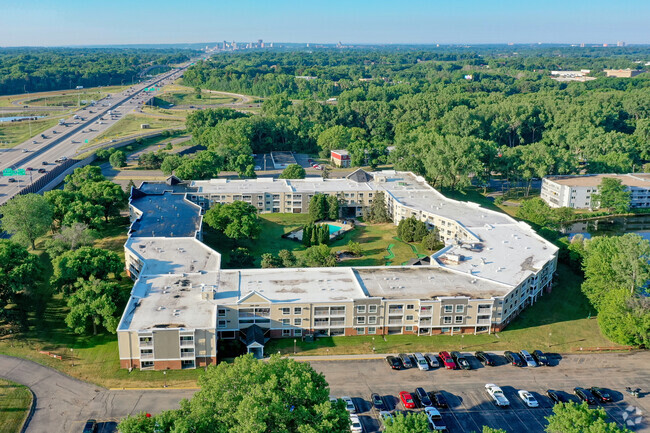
(0, 63), (191, 206)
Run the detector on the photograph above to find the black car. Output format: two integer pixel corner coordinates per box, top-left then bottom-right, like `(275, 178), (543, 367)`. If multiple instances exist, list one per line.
(475, 351), (495, 366)
(590, 387), (613, 403)
(371, 393), (385, 410)
(386, 356), (402, 370)
(41, 161), (48, 165)
(547, 390), (566, 404)
(574, 387), (597, 405)
(82, 419), (97, 433)
(450, 351), (471, 370)
(7, 178), (16, 183)
(37, 168), (47, 173)
(532, 350), (549, 366)
(399, 353), (413, 368)
(504, 351), (525, 367)
(430, 391), (448, 408)
(415, 387), (433, 407)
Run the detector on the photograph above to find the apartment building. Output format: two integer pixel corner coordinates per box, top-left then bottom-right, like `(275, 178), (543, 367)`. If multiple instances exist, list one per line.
(331, 149), (351, 167)
(541, 173), (650, 209)
(117, 170), (558, 370)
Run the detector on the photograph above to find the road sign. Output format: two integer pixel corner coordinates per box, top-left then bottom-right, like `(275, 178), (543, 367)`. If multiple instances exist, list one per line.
(85, 140), (89, 143)
(2, 168), (26, 176)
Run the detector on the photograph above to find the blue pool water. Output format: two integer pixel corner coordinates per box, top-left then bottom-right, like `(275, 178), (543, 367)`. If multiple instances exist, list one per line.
(327, 224), (340, 235)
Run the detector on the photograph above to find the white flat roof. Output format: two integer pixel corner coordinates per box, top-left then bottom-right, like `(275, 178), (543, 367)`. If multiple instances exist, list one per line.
(126, 237), (221, 276)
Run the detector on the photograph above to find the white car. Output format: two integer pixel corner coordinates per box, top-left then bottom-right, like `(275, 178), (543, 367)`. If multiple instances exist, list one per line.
(349, 414), (363, 433)
(485, 383), (510, 407)
(378, 411), (393, 428)
(342, 396), (356, 413)
(518, 390), (539, 407)
(425, 407), (446, 431)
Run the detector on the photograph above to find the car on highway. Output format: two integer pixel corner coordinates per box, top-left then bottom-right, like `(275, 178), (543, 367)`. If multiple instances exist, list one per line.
(485, 384), (510, 407)
(399, 391), (416, 409)
(21, 148), (28, 153)
(82, 419), (97, 433)
(430, 392), (448, 408)
(451, 351), (471, 370)
(414, 352), (430, 371)
(385, 355), (402, 370)
(424, 353), (440, 369)
(589, 387), (612, 403)
(519, 350), (538, 367)
(25, 167), (33, 171)
(32, 140), (37, 144)
(349, 414), (362, 433)
(41, 161), (48, 165)
(518, 390), (539, 407)
(438, 351), (456, 370)
(425, 407), (446, 431)
(7, 178), (17, 183)
(574, 387), (597, 405)
(475, 351), (496, 366)
(546, 390), (567, 404)
(504, 351), (525, 367)
(398, 353), (413, 368)
(532, 350), (549, 366)
(341, 396), (356, 413)
(38, 168), (47, 173)
(415, 387), (433, 407)
(371, 393), (385, 410)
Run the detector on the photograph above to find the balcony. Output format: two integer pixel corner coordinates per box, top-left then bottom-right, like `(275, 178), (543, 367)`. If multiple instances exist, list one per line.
(180, 341), (194, 348)
(387, 319), (403, 325)
(419, 319), (432, 326)
(314, 310), (329, 316)
(476, 319), (491, 325)
(477, 308), (492, 315)
(140, 352), (154, 360)
(139, 341), (153, 349)
(330, 319), (346, 326)
(181, 351), (195, 359)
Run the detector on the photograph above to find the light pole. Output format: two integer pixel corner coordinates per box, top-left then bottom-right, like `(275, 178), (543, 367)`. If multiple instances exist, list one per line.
(547, 332), (552, 348)
(163, 370), (167, 388)
(293, 339), (297, 354)
(70, 348), (74, 367)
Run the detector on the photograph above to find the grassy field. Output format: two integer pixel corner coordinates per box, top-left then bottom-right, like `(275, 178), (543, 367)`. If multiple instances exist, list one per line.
(86, 114), (185, 147)
(0, 86), (128, 108)
(0, 379), (32, 433)
(0, 117), (59, 148)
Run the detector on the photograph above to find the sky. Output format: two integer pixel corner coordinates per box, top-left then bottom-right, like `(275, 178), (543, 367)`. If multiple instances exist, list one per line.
(1, 0), (649, 47)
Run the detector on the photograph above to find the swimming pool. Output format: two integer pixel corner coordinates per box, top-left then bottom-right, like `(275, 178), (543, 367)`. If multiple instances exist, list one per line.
(327, 224), (340, 235)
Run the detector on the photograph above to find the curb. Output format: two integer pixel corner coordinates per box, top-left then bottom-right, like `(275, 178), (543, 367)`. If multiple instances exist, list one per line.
(19, 387), (36, 433)
(109, 387), (199, 391)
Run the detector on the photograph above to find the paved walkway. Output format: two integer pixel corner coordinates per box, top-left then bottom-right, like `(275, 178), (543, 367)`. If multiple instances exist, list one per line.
(0, 355), (195, 433)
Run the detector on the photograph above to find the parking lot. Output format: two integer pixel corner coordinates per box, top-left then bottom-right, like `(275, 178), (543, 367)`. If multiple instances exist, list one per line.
(312, 352), (650, 432)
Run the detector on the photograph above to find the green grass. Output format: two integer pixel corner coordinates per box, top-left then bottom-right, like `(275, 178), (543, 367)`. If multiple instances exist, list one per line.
(0, 379), (32, 433)
(85, 114), (185, 147)
(154, 91), (236, 107)
(267, 263), (621, 356)
(0, 117), (59, 148)
(23, 91), (104, 107)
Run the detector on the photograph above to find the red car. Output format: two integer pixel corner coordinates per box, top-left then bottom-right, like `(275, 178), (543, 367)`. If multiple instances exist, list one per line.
(438, 351), (457, 370)
(399, 391), (416, 409)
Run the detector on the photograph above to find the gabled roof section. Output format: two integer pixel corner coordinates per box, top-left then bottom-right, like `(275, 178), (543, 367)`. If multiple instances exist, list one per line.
(166, 175), (181, 186)
(242, 324), (267, 347)
(347, 168), (374, 183)
(237, 290), (272, 304)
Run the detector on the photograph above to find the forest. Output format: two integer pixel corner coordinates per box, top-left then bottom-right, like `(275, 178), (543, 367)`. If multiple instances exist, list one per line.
(0, 47), (197, 95)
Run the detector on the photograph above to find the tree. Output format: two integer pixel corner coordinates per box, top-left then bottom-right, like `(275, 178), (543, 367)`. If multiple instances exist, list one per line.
(304, 244), (336, 267)
(194, 86), (202, 99)
(322, 166), (331, 179)
(327, 195), (340, 220)
(346, 241), (363, 256)
(278, 249), (297, 267)
(64, 165), (105, 191)
(80, 180), (128, 222)
(160, 154), (183, 175)
(174, 150), (223, 180)
(109, 150), (127, 168)
(384, 412), (430, 433)
(516, 197), (557, 228)
(203, 201), (261, 242)
(309, 194), (328, 222)
(591, 178), (631, 213)
(138, 151), (165, 169)
(44, 189), (78, 229)
(422, 229), (444, 251)
(261, 253), (282, 268)
(279, 164), (306, 179)
(51, 247), (123, 293)
(397, 217), (428, 243)
(45, 223), (96, 256)
(0, 240), (40, 323)
(366, 191), (390, 223)
(118, 354), (350, 433)
(0, 194), (53, 249)
(545, 402), (632, 433)
(482, 428), (507, 433)
(227, 247), (254, 268)
(65, 277), (127, 335)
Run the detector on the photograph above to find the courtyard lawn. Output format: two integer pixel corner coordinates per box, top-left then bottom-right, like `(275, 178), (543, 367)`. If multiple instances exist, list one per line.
(0, 379), (32, 433)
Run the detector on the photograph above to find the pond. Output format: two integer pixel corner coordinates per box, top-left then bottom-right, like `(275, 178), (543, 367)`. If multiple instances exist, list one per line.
(563, 214), (650, 241)
(0, 115), (44, 122)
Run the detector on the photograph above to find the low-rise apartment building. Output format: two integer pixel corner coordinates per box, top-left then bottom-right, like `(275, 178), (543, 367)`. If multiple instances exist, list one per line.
(541, 173), (650, 209)
(117, 170), (558, 370)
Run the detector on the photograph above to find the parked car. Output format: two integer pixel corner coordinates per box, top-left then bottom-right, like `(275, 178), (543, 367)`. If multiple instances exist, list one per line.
(546, 390), (566, 404)
(82, 419), (97, 433)
(532, 350), (549, 366)
(475, 351), (496, 366)
(399, 391), (416, 409)
(349, 414), (363, 433)
(424, 353), (440, 369)
(415, 387), (433, 407)
(485, 384), (510, 407)
(341, 396), (356, 413)
(438, 351), (456, 370)
(379, 411), (393, 428)
(574, 387), (597, 405)
(504, 351), (525, 367)
(385, 356), (402, 370)
(519, 350), (538, 367)
(399, 353), (413, 368)
(413, 352), (430, 371)
(371, 393), (385, 410)
(431, 392), (448, 408)
(425, 407), (446, 431)
(589, 387), (613, 403)
(518, 390), (539, 407)
(451, 351), (471, 370)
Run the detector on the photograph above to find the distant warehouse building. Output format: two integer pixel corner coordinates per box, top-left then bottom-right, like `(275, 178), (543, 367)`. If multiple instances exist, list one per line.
(331, 149), (351, 167)
(604, 69), (646, 78)
(541, 174), (650, 209)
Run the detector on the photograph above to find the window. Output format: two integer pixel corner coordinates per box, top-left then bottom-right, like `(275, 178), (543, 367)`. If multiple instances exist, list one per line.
(406, 315), (414, 321)
(368, 305), (378, 314)
(180, 336), (193, 342)
(455, 305), (464, 313)
(141, 361), (154, 369)
(218, 309), (226, 317)
(406, 304), (414, 310)
(282, 329), (291, 336)
(356, 328), (365, 335)
(294, 307), (302, 315)
(368, 327), (376, 335)
(281, 318), (290, 326)
(443, 316), (452, 324)
(441, 327), (450, 334)
(139, 336), (152, 345)
(356, 305), (366, 314)
(405, 326), (413, 332)
(355, 316), (365, 325)
(455, 316), (463, 324)
(218, 320), (227, 329)
(281, 307), (290, 315)
(368, 316), (377, 324)
(420, 306), (432, 314)
(294, 318), (302, 326)
(452, 327), (461, 333)
(443, 305), (453, 314)
(294, 329), (302, 337)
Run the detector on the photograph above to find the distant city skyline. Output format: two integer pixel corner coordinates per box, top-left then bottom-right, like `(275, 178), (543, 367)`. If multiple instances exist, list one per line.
(1, 0), (649, 47)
